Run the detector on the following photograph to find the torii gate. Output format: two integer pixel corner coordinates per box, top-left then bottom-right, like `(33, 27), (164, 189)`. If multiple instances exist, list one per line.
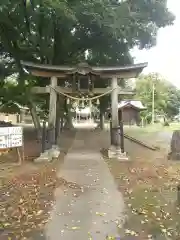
(21, 61), (147, 159)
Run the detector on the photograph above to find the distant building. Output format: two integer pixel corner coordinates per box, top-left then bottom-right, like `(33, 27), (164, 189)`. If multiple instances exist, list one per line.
(0, 113), (19, 124)
(0, 103), (32, 124)
(75, 107), (92, 120)
(118, 100), (146, 126)
(155, 114), (165, 123)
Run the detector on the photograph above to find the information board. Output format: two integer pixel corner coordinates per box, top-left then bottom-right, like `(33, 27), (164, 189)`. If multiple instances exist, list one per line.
(0, 127), (23, 149)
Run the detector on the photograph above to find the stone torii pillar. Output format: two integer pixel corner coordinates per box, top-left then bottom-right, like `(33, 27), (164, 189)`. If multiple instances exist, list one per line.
(48, 76), (57, 146)
(108, 76), (128, 160)
(111, 76), (119, 146)
(48, 76), (60, 157)
(35, 76), (60, 163)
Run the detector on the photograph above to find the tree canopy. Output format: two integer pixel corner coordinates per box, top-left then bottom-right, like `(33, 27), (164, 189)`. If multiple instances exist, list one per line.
(135, 73), (180, 121)
(0, 0), (175, 70)
(0, 0), (176, 126)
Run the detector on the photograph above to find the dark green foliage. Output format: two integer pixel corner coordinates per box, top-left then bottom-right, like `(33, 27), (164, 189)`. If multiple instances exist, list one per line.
(0, 0), (175, 67)
(0, 0), (175, 114)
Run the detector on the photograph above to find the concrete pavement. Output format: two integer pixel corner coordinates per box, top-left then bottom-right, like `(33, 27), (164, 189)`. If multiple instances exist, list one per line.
(45, 129), (125, 239)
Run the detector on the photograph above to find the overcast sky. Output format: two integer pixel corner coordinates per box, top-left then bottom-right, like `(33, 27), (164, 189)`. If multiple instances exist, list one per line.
(131, 0), (180, 88)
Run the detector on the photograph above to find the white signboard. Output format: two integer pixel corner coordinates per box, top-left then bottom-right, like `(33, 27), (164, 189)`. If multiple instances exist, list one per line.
(0, 127), (23, 149)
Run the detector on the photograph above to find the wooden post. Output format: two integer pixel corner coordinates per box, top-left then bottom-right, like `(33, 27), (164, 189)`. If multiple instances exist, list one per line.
(48, 76), (57, 147)
(111, 76), (119, 146)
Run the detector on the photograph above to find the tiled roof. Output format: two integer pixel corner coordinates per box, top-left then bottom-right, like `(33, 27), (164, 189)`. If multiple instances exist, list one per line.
(118, 100), (146, 110)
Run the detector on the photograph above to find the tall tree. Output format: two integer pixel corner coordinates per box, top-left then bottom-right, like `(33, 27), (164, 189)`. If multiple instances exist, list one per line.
(0, 0), (176, 128)
(0, 0), (175, 67)
(135, 73), (180, 121)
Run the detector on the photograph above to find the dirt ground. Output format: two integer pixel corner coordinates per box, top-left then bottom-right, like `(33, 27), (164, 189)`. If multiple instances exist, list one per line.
(104, 130), (180, 239)
(1, 125), (180, 239)
(0, 127), (77, 180)
(0, 127), (42, 181)
(0, 128), (76, 240)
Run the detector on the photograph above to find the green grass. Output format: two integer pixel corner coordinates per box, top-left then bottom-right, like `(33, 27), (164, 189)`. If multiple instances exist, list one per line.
(124, 123), (180, 149)
(125, 122), (180, 134)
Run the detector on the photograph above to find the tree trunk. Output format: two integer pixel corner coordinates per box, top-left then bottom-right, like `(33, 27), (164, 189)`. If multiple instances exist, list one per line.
(58, 97), (66, 132)
(60, 115), (64, 132)
(28, 98), (41, 140)
(64, 113), (74, 129)
(63, 99), (74, 130)
(168, 130), (180, 160)
(99, 112), (105, 130)
(55, 95), (61, 143)
(55, 95), (65, 142)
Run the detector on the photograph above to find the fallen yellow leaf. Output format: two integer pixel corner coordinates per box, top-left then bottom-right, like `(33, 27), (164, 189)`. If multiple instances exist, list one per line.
(71, 226), (80, 230)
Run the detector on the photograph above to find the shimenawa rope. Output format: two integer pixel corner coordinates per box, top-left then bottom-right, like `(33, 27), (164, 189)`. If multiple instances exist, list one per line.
(49, 86), (116, 101)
